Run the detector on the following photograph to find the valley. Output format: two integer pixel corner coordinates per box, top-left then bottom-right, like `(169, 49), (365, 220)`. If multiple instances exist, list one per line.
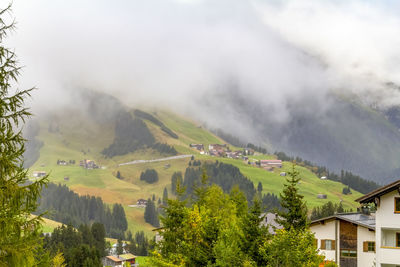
(27, 100), (365, 237)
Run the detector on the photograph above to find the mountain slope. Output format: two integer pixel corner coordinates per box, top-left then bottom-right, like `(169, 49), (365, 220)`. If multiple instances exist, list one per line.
(25, 91), (366, 235)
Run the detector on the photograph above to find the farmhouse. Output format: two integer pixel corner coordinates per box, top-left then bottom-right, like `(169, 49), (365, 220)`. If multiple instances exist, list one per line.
(356, 179), (400, 266)
(102, 253), (137, 267)
(190, 144), (204, 151)
(259, 159), (282, 168)
(310, 212), (375, 267)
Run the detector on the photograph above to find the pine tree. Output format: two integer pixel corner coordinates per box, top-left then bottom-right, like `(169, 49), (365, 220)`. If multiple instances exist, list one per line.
(0, 5), (48, 265)
(144, 199), (159, 227)
(276, 164), (308, 231)
(257, 181), (263, 193)
(171, 171), (183, 195)
(162, 187), (168, 205)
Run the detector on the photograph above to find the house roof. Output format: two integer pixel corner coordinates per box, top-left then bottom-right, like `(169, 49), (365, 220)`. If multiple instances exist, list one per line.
(260, 160), (282, 163)
(355, 179), (400, 204)
(119, 253), (136, 260)
(260, 212), (283, 234)
(310, 212), (375, 230)
(106, 256), (122, 262)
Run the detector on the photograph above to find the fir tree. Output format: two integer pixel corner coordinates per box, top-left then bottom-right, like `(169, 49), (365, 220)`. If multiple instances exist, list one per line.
(276, 164), (308, 231)
(0, 5), (48, 265)
(171, 171), (183, 195)
(144, 199), (159, 227)
(162, 187), (168, 205)
(257, 181), (263, 193)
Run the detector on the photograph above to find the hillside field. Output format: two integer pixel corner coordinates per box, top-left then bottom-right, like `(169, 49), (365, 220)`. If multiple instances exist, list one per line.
(30, 109), (364, 236)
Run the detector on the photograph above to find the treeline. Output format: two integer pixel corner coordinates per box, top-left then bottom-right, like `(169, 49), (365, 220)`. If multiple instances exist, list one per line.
(183, 161), (256, 201)
(152, 142), (177, 155)
(36, 183), (127, 239)
(102, 111), (155, 157)
(103, 111), (177, 157)
(173, 160), (281, 211)
(310, 201), (353, 221)
(275, 151), (379, 194)
(43, 223), (105, 266)
(134, 109), (178, 139)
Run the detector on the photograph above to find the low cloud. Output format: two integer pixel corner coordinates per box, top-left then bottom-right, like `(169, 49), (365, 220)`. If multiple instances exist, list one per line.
(6, 0), (400, 138)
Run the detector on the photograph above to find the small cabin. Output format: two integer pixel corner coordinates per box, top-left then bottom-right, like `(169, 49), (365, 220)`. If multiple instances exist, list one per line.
(137, 199), (147, 206)
(317, 194), (327, 199)
(64, 176), (70, 181)
(33, 171), (47, 178)
(280, 172), (286, 176)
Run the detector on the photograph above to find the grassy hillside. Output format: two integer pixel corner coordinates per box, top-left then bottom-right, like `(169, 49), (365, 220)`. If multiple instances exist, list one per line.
(29, 107), (364, 236)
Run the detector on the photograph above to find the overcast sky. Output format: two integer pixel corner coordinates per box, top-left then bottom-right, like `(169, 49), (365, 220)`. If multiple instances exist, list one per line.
(6, 0), (400, 130)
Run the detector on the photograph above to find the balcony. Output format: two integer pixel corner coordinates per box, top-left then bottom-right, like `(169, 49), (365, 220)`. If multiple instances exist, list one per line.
(380, 229), (400, 265)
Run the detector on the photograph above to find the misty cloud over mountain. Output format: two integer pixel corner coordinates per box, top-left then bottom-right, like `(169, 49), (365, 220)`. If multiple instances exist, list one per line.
(8, 0), (400, 182)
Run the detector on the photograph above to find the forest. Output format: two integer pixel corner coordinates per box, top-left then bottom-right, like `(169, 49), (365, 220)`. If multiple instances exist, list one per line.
(35, 183), (128, 239)
(102, 111), (177, 157)
(275, 151), (379, 194)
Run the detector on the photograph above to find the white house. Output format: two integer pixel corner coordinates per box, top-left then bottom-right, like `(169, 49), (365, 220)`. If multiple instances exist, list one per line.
(356, 179), (400, 267)
(310, 213), (376, 267)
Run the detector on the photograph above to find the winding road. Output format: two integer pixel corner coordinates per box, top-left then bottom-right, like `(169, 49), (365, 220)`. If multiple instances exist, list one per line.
(118, 154), (193, 166)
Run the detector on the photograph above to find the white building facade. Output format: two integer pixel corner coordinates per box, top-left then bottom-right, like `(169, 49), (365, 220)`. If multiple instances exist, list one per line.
(356, 180), (400, 267)
(310, 213), (376, 267)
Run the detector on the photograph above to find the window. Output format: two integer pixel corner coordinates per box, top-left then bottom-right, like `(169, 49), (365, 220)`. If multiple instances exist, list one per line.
(395, 197), (400, 213)
(341, 250), (357, 257)
(397, 233), (400, 247)
(368, 242), (375, 252)
(326, 240), (333, 250)
(321, 239), (335, 250)
(363, 241), (375, 252)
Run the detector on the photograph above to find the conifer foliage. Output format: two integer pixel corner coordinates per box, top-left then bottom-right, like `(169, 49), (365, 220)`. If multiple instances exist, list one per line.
(0, 5), (48, 265)
(276, 164), (308, 231)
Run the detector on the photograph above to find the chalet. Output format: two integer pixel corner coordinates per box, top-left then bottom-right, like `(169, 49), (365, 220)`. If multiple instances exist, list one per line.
(136, 199), (147, 206)
(260, 160), (282, 168)
(80, 159), (99, 169)
(102, 253), (137, 267)
(356, 179), (400, 266)
(317, 194), (328, 199)
(102, 255), (122, 267)
(310, 213), (376, 267)
(280, 172), (286, 176)
(33, 171), (47, 178)
(190, 144), (204, 151)
(208, 144), (227, 151)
